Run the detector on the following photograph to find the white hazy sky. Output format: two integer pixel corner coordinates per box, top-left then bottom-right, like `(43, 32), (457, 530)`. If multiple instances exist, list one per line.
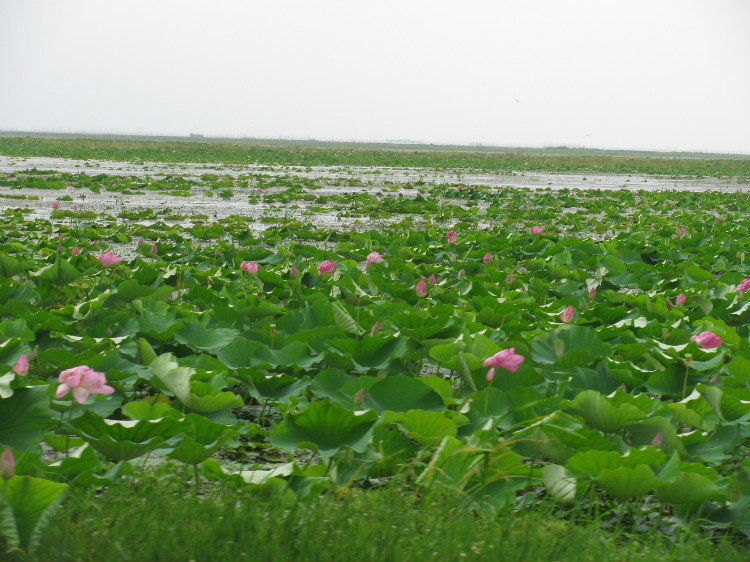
(1, 0), (749, 153)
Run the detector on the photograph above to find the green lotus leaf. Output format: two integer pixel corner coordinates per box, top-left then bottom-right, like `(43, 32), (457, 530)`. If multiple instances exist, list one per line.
(33, 255), (82, 286)
(385, 409), (458, 447)
(543, 464), (577, 503)
(0, 475), (68, 555)
(270, 399), (378, 457)
(173, 320), (239, 353)
(0, 386), (54, 449)
(150, 353), (243, 412)
(655, 471), (725, 504)
(362, 375), (445, 414)
(532, 326), (611, 367)
(167, 413), (235, 465)
(596, 464), (658, 499)
(232, 370), (309, 403)
(564, 390), (648, 433)
(0, 253), (22, 278)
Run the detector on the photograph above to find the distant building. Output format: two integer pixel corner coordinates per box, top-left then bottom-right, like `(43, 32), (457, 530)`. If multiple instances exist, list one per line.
(189, 133), (204, 138)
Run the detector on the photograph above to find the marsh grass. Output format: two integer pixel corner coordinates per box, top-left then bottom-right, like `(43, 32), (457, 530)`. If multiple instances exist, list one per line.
(28, 479), (746, 562)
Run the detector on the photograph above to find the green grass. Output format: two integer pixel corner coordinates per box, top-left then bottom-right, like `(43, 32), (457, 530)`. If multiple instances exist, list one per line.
(1, 134), (750, 177)
(25, 478), (746, 562)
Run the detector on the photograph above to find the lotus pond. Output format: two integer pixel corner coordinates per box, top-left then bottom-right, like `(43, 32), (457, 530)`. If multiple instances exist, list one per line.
(0, 138), (749, 560)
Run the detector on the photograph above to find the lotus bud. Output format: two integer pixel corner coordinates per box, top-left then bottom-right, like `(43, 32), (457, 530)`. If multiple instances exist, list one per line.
(371, 321), (380, 335)
(106, 328), (113, 338)
(0, 448), (14, 480)
(666, 300), (673, 311)
(290, 265), (298, 279)
(415, 279), (428, 298)
(71, 246), (80, 256)
(353, 388), (366, 407)
(506, 273), (514, 285)
(676, 293), (686, 306)
(428, 274), (436, 286)
(457, 269), (465, 279)
(684, 355), (694, 367)
(710, 373), (719, 385)
(560, 305), (574, 323)
(151, 244), (158, 257)
(651, 433), (663, 448)
(588, 287), (596, 299)
(138, 236), (145, 247)
(53, 201), (59, 210)
(483, 252), (491, 263)
(57, 244), (63, 253)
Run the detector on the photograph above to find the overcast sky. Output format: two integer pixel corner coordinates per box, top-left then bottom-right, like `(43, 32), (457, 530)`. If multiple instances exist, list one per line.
(1, 0), (749, 153)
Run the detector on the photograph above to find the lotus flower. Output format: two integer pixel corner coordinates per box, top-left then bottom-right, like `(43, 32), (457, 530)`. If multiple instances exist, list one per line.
(71, 246), (80, 256)
(366, 251), (383, 268)
(137, 236), (145, 247)
(290, 265), (298, 278)
(676, 227), (687, 235)
(12, 353), (28, 377)
(446, 230), (457, 244)
(737, 278), (750, 295)
(560, 305), (574, 323)
(676, 293), (686, 306)
(530, 226), (543, 235)
(457, 269), (465, 279)
(53, 201), (59, 210)
(690, 331), (722, 349)
(55, 366), (115, 405)
(415, 279), (427, 298)
(241, 261), (259, 274)
(0, 448), (14, 480)
(371, 321), (380, 334)
(150, 244), (158, 257)
(317, 260), (337, 276)
(428, 273), (436, 286)
(97, 251), (120, 266)
(484, 348), (525, 380)
(483, 252), (491, 263)
(588, 287), (596, 299)
(666, 300), (673, 311)
(506, 273), (514, 284)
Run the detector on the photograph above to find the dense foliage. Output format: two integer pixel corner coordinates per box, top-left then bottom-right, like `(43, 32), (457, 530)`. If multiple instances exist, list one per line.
(0, 150), (749, 557)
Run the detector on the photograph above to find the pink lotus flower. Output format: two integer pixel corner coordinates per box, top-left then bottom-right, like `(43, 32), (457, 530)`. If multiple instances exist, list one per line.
(651, 433), (663, 449)
(150, 244), (158, 257)
(53, 201), (59, 210)
(0, 448), (14, 480)
(71, 246), (80, 256)
(415, 279), (427, 298)
(428, 273), (437, 286)
(446, 230), (457, 244)
(530, 226), (543, 235)
(676, 293), (686, 306)
(560, 305), (574, 323)
(55, 366), (115, 405)
(317, 260), (337, 276)
(690, 331), (722, 349)
(97, 251), (120, 266)
(258, 188), (264, 194)
(737, 278), (750, 295)
(241, 261), (259, 274)
(484, 348), (525, 381)
(483, 252), (491, 263)
(506, 273), (514, 284)
(290, 265), (298, 278)
(676, 227), (687, 235)
(588, 287), (596, 299)
(457, 269), (465, 279)
(666, 300), (673, 311)
(371, 321), (380, 334)
(137, 236), (145, 247)
(366, 251), (383, 268)
(12, 353), (28, 377)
